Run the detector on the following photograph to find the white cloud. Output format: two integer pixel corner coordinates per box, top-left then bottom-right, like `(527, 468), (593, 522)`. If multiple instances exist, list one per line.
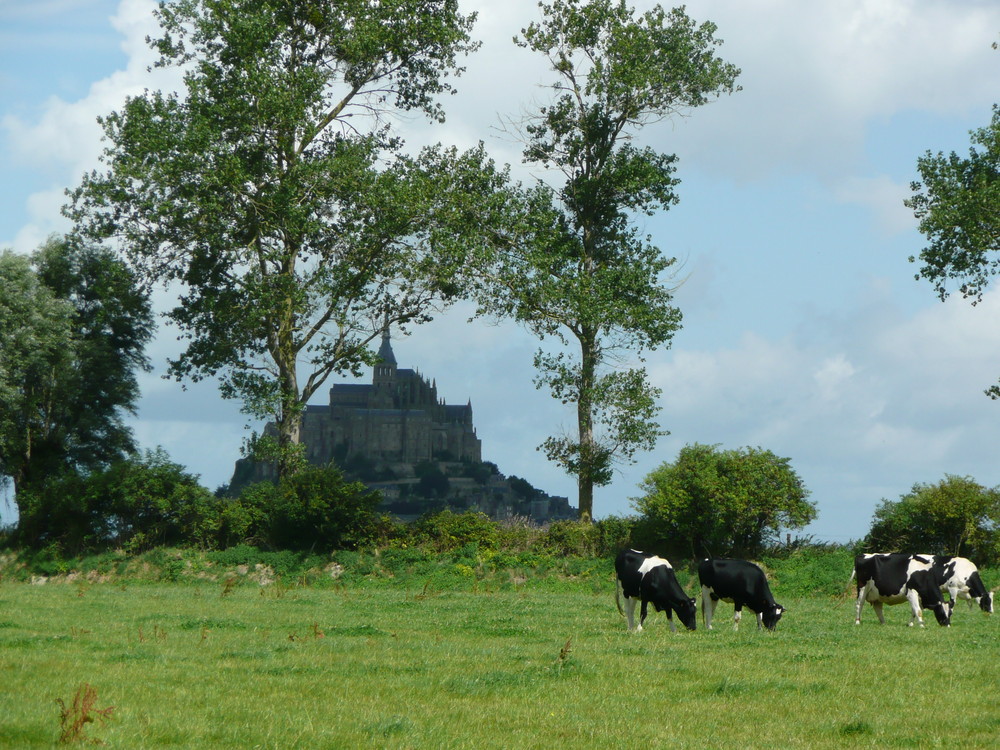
(814, 355), (858, 402)
(834, 175), (915, 235)
(1, 0), (174, 253)
(665, 0), (1000, 180)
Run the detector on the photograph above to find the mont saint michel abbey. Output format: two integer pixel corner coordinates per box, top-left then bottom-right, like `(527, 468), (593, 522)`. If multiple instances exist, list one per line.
(234, 331), (576, 524)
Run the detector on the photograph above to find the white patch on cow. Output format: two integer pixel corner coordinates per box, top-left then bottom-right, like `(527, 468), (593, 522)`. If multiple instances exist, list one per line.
(637, 556), (671, 576)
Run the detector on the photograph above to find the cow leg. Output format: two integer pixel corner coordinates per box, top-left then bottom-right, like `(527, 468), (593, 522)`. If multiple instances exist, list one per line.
(623, 596), (639, 631)
(906, 589), (925, 628)
(755, 610), (764, 630)
(733, 604), (742, 631)
(701, 588), (717, 630)
(639, 599), (650, 631)
(873, 601), (886, 625)
(854, 586), (867, 625)
(665, 609), (677, 633)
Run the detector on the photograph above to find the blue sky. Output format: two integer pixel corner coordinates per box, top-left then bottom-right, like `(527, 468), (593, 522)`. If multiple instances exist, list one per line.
(3, 0), (1000, 543)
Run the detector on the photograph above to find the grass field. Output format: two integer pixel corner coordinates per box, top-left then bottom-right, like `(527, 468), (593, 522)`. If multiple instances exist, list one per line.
(1, 577), (998, 748)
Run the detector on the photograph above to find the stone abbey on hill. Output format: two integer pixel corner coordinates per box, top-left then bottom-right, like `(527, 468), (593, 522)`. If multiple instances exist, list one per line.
(233, 331), (576, 523)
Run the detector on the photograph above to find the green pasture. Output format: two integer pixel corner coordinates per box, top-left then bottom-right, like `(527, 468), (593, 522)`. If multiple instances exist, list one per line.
(1, 578), (998, 749)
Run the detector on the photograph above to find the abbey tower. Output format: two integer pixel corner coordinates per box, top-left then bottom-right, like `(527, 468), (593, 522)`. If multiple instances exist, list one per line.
(298, 330), (481, 468)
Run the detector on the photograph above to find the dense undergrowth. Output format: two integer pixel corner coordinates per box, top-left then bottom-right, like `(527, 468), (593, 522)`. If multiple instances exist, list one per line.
(10, 502), (984, 598)
(0, 532), (872, 599)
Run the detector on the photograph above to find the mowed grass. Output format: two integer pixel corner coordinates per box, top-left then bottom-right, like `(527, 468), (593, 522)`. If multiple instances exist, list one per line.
(1, 578), (999, 748)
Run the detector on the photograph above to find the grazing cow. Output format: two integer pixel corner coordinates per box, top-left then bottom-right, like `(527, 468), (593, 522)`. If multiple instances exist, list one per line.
(923, 555), (994, 615)
(614, 549), (697, 632)
(698, 558), (785, 631)
(852, 553), (951, 627)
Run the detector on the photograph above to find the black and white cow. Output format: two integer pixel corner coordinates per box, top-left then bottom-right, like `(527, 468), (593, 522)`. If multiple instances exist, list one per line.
(924, 555), (994, 615)
(852, 553), (951, 627)
(697, 558), (785, 631)
(614, 549), (697, 632)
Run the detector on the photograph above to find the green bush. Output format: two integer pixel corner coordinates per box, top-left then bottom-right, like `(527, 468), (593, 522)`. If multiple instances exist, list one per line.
(216, 490), (273, 548)
(495, 518), (545, 552)
(206, 544), (267, 568)
(379, 546), (433, 575)
(15, 450), (220, 554)
(593, 515), (637, 556)
(761, 544), (858, 598)
(265, 465), (383, 551)
(409, 510), (500, 553)
(540, 520), (598, 556)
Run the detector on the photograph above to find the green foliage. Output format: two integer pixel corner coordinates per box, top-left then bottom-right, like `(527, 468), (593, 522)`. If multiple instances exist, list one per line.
(863, 475), (1000, 565)
(266, 465), (383, 552)
(477, 0), (740, 518)
(0, 237), (152, 501)
(67, 0), (517, 478)
(539, 520), (598, 556)
(906, 106), (1000, 398)
(760, 544), (858, 598)
(633, 443), (816, 560)
(458, 460), (496, 485)
(593, 514), (636, 556)
(0, 250), (74, 493)
(907, 105), (1000, 304)
(414, 461), (450, 499)
(15, 449), (218, 554)
(408, 510), (500, 553)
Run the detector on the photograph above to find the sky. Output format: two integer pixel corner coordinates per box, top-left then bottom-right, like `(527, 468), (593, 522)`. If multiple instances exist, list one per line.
(2, 0), (1000, 543)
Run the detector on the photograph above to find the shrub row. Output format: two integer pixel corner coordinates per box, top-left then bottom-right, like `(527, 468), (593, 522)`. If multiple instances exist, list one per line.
(9, 454), (644, 560)
(1, 539), (878, 600)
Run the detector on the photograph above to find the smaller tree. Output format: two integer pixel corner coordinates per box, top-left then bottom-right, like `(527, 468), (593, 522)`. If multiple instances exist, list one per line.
(0, 250), (75, 494)
(632, 443), (815, 560)
(864, 475), (1000, 565)
(0, 237), (152, 504)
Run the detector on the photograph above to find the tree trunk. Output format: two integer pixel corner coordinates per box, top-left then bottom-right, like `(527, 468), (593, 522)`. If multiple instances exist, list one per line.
(577, 332), (596, 522)
(274, 294), (303, 479)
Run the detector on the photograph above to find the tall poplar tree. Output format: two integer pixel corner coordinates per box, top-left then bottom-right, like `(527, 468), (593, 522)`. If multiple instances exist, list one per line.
(480, 0), (740, 519)
(68, 0), (515, 477)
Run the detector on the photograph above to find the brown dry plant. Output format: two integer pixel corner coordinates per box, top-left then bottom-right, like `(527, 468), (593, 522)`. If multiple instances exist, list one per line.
(55, 683), (115, 744)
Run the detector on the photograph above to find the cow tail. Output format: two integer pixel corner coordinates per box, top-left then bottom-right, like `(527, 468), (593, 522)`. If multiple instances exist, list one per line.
(839, 566), (857, 605)
(615, 578), (625, 618)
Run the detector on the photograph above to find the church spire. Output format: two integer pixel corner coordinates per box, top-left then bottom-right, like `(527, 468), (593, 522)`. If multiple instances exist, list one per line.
(376, 321), (396, 365)
(373, 321), (397, 405)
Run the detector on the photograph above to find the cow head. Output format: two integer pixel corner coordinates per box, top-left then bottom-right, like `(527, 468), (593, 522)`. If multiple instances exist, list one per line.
(761, 603), (785, 631)
(676, 597), (698, 631)
(930, 600), (952, 627)
(979, 591), (994, 614)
